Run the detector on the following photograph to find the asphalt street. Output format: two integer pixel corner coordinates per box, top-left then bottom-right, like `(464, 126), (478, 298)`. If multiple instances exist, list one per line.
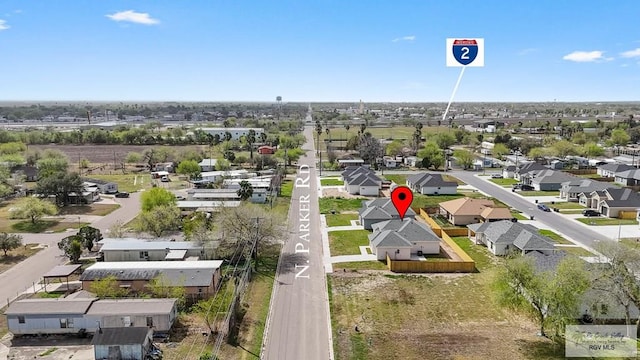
(263, 125), (332, 359)
(0, 192), (142, 305)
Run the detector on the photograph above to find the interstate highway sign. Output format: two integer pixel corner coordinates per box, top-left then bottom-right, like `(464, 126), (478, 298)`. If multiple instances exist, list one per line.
(446, 38), (484, 67)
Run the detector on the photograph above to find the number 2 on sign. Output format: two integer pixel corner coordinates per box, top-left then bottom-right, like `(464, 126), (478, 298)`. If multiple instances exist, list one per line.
(460, 47), (469, 60)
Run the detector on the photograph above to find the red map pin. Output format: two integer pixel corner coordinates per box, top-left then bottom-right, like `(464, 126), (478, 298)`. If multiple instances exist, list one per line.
(390, 186), (413, 220)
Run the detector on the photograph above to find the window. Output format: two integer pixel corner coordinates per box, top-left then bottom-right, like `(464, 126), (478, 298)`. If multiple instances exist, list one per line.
(60, 318), (73, 328)
(146, 316), (153, 327)
(122, 316), (131, 327)
(139, 251), (149, 259)
(18, 316), (25, 324)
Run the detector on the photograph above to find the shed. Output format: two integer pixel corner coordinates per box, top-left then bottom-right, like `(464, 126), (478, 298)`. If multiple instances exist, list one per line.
(93, 327), (153, 360)
(42, 264), (82, 292)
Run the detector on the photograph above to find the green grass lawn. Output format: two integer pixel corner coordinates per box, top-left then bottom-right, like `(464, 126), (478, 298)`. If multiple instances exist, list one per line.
(412, 193), (464, 209)
(511, 211), (528, 220)
(576, 218), (639, 226)
(538, 229), (574, 244)
(541, 201), (584, 210)
(58, 204), (120, 216)
(518, 190), (559, 197)
(450, 237), (497, 271)
(319, 197), (364, 214)
(321, 178), (344, 186)
(384, 174), (406, 185)
(489, 178), (518, 187)
(89, 174), (151, 193)
(332, 260), (388, 271)
(0, 243), (42, 275)
(325, 213), (359, 227)
(328, 230), (370, 256)
(620, 238), (640, 249)
(280, 178), (293, 197)
(560, 209), (584, 215)
(556, 246), (595, 257)
(8, 220), (89, 233)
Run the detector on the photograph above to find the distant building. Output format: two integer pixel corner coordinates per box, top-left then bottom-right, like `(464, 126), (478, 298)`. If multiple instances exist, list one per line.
(200, 127), (264, 141)
(258, 146), (275, 155)
(198, 159), (218, 172)
(82, 178), (118, 194)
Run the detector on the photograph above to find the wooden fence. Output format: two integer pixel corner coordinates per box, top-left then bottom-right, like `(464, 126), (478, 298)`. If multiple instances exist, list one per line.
(565, 169), (597, 175)
(619, 211), (638, 220)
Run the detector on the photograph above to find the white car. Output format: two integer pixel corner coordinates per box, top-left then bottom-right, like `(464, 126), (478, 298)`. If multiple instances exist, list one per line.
(491, 174), (503, 179)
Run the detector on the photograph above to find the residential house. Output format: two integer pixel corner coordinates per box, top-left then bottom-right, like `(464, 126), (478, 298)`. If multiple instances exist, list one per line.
(200, 127), (265, 141)
(258, 146), (275, 155)
(382, 156), (399, 168)
(514, 162), (548, 182)
(152, 162), (174, 173)
(596, 188), (640, 218)
(80, 261), (223, 301)
(198, 158), (218, 172)
(404, 156), (419, 167)
(84, 298), (178, 332)
(614, 169), (640, 186)
(187, 188), (267, 204)
(342, 166), (382, 196)
(337, 158), (365, 168)
(176, 200), (241, 212)
(82, 178), (118, 194)
(358, 198), (416, 230)
(522, 169), (576, 191)
(4, 298), (96, 335)
(69, 184), (101, 204)
(560, 179), (614, 202)
(597, 163), (634, 178)
(406, 172), (458, 195)
(439, 198), (512, 226)
(97, 239), (204, 262)
(93, 327), (153, 360)
(368, 218), (441, 260)
(502, 165), (516, 179)
(467, 220), (555, 256)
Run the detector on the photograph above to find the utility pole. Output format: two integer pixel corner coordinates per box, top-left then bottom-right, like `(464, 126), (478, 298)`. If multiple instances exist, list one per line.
(253, 217), (263, 272)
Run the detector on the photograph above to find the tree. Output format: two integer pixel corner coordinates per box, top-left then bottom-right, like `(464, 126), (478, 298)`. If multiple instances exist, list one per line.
(125, 152), (142, 163)
(610, 128), (631, 146)
(385, 140), (405, 157)
(246, 129), (256, 160)
(107, 220), (126, 238)
(140, 187), (177, 212)
(10, 197), (58, 224)
(57, 235), (83, 263)
(357, 133), (384, 166)
(433, 132), (456, 150)
(582, 142), (604, 159)
(528, 147), (550, 163)
(194, 281), (235, 333)
(237, 180), (254, 201)
(275, 148), (304, 166)
(90, 275), (129, 298)
(36, 156), (68, 179)
(176, 159), (201, 180)
(492, 143), (509, 160)
(148, 274), (186, 309)
(0, 233), (22, 256)
(77, 226), (102, 251)
(551, 140), (578, 158)
(35, 171), (83, 206)
(494, 255), (590, 340)
(453, 149), (474, 170)
(136, 205), (181, 237)
(417, 142), (444, 170)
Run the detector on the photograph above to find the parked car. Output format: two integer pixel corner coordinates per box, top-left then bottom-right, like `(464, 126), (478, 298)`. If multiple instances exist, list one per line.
(491, 174), (503, 179)
(582, 209), (601, 217)
(513, 184), (535, 191)
(161, 176), (170, 182)
(537, 203), (551, 212)
(115, 192), (129, 198)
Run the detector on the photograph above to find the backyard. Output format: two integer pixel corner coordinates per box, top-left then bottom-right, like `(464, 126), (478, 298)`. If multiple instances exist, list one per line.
(89, 174), (152, 193)
(538, 229), (574, 245)
(328, 230), (370, 256)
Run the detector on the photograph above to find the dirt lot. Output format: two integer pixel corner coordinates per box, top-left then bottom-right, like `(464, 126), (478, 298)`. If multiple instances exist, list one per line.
(31, 144), (206, 164)
(322, 188), (368, 199)
(2, 334), (94, 360)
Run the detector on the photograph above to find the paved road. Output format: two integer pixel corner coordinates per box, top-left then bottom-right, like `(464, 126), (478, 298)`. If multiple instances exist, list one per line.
(450, 171), (610, 248)
(0, 193), (142, 304)
(263, 125), (333, 359)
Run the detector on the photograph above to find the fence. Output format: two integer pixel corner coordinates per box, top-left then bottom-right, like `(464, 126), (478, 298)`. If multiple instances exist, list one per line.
(619, 211), (638, 220)
(565, 169), (597, 175)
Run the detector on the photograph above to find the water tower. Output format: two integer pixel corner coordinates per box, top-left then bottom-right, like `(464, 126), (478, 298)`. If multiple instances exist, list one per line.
(276, 96), (282, 121)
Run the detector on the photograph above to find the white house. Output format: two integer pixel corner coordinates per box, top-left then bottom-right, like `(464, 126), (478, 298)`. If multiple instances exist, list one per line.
(342, 166), (382, 196)
(406, 173), (458, 195)
(198, 158), (218, 172)
(369, 218), (441, 260)
(597, 163), (634, 178)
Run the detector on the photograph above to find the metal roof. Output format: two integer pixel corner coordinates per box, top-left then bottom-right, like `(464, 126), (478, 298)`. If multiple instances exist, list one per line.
(165, 249), (188, 260)
(99, 241), (200, 251)
(43, 264), (82, 278)
(85, 260), (222, 271)
(86, 298), (177, 316)
(92, 327), (151, 346)
(5, 298), (97, 315)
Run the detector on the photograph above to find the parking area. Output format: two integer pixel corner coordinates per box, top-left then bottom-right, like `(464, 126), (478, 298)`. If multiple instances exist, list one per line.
(2, 334), (94, 360)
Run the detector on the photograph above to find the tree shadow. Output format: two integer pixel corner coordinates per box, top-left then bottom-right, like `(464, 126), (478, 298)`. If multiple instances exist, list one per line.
(276, 252), (310, 276)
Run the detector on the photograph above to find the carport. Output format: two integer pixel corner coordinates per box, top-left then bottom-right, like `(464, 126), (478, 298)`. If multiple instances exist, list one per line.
(42, 264), (82, 293)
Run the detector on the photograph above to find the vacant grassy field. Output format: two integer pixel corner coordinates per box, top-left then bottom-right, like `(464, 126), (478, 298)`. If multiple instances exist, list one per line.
(321, 178), (344, 186)
(450, 236), (497, 271)
(519, 190), (559, 197)
(329, 266), (559, 359)
(576, 218), (639, 226)
(329, 230), (370, 256)
(325, 213), (359, 227)
(333, 260), (389, 271)
(555, 246), (595, 257)
(59, 204), (120, 216)
(541, 201), (584, 210)
(490, 178), (518, 186)
(0, 243), (42, 275)
(89, 174), (152, 193)
(316, 126), (451, 149)
(538, 229), (574, 245)
(319, 197), (364, 214)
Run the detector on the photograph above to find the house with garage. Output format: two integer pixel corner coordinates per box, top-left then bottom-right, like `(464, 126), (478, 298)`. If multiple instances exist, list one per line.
(614, 169), (640, 186)
(97, 239), (204, 262)
(522, 169), (576, 191)
(80, 261), (223, 302)
(559, 178), (614, 202)
(439, 197), (512, 226)
(358, 198), (416, 230)
(406, 173), (458, 195)
(82, 178), (118, 194)
(368, 218), (441, 260)
(467, 220), (555, 256)
(342, 166), (382, 196)
(514, 162), (548, 182)
(597, 163), (634, 178)
(594, 188), (640, 218)
(93, 327), (154, 360)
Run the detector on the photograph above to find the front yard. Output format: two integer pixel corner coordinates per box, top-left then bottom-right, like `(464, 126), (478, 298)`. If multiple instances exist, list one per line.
(576, 218), (639, 226)
(490, 178), (518, 187)
(328, 230), (370, 256)
(319, 197), (364, 214)
(518, 190), (559, 197)
(541, 202), (584, 210)
(538, 229), (574, 245)
(89, 174), (152, 193)
(321, 178), (344, 186)
(325, 213), (359, 227)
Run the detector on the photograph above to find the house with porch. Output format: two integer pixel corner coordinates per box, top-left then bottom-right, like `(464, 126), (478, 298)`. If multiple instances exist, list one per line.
(358, 198), (416, 230)
(406, 173), (458, 195)
(342, 166), (382, 196)
(467, 220), (555, 256)
(439, 197), (512, 226)
(369, 218), (441, 260)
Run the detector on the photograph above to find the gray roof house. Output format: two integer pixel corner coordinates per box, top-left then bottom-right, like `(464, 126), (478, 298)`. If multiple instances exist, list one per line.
(514, 162), (548, 181)
(358, 198), (416, 230)
(406, 173), (458, 195)
(198, 158), (218, 172)
(614, 169), (640, 186)
(597, 163), (635, 178)
(523, 169), (576, 191)
(93, 327), (153, 360)
(343, 167), (382, 196)
(596, 188), (640, 218)
(467, 220), (555, 256)
(85, 298), (177, 332)
(369, 218), (441, 260)
(4, 298), (96, 335)
(560, 178), (614, 201)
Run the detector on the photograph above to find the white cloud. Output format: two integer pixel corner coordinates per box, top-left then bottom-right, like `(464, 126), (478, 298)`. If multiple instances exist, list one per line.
(620, 48), (640, 58)
(562, 50), (608, 62)
(392, 35), (415, 43)
(0, 20), (9, 31)
(106, 10), (159, 25)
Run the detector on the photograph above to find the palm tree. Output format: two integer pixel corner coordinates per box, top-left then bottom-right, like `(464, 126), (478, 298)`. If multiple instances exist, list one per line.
(247, 130), (256, 160)
(237, 180), (254, 201)
(224, 131), (232, 142)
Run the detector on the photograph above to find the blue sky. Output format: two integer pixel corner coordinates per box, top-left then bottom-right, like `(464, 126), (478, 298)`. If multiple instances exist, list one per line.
(1, 1), (640, 102)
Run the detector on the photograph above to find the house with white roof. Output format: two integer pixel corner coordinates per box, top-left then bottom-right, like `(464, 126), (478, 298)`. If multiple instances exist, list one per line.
(97, 239), (204, 262)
